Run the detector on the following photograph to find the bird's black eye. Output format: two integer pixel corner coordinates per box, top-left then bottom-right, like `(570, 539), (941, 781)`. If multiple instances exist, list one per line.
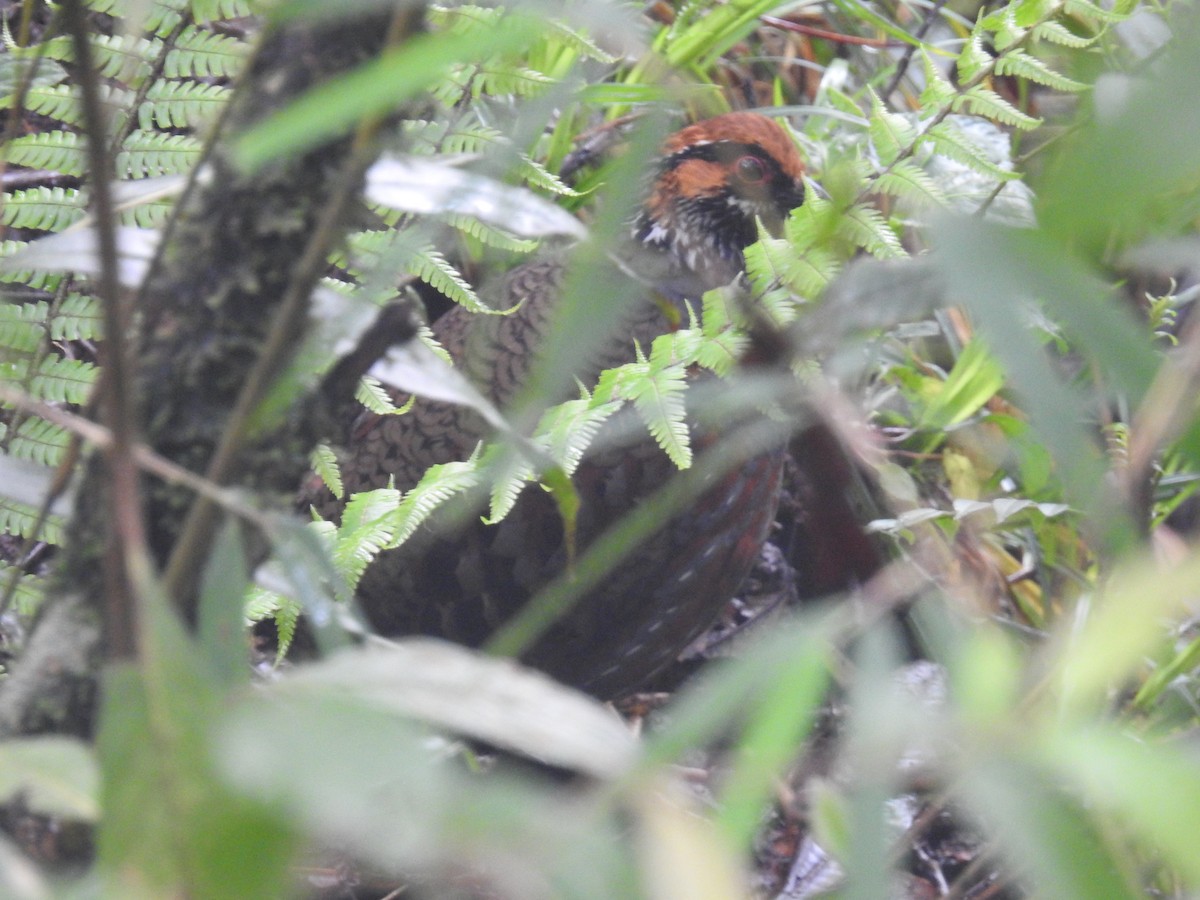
(735, 155), (767, 184)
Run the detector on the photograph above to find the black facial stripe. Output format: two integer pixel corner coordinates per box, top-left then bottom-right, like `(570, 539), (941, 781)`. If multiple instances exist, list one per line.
(661, 140), (788, 183)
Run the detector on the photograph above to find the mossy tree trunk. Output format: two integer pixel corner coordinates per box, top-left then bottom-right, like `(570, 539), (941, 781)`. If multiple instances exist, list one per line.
(0, 8), (418, 740)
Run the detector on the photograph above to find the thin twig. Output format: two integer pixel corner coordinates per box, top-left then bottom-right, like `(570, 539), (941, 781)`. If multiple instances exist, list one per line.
(762, 14), (906, 48)
(62, 0), (149, 660)
(880, 0), (951, 101)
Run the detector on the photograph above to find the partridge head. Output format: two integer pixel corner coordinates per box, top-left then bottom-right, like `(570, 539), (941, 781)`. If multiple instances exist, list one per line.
(329, 112), (807, 698)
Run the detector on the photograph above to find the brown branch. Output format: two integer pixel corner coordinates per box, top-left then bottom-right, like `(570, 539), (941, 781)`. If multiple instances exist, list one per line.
(62, 0), (148, 661)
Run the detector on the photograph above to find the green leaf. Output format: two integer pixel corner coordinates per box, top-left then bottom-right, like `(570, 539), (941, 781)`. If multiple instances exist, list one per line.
(1042, 728), (1200, 888)
(917, 338), (1007, 431)
(921, 120), (1019, 181)
(956, 32), (992, 84)
(952, 85), (1042, 130)
(3, 131), (87, 177)
(873, 160), (946, 205)
(867, 92), (916, 166)
(628, 340), (691, 469)
(993, 48), (1087, 92)
(234, 14), (547, 169)
(197, 519), (252, 689)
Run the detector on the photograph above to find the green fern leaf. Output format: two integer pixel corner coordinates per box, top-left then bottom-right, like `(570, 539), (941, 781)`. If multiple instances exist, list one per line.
(311, 443), (343, 500)
(331, 487), (402, 590)
(9, 418), (71, 467)
(483, 444), (538, 524)
(0, 242), (66, 292)
(2, 187), (84, 232)
(952, 85), (1042, 130)
(7, 84), (86, 128)
(868, 92), (917, 166)
(371, 455), (482, 557)
(1032, 21), (1097, 48)
(874, 160), (947, 206)
(0, 301), (47, 353)
(164, 27), (246, 79)
(993, 49), (1087, 92)
(539, 395), (623, 476)
(118, 199), (175, 229)
(629, 339), (692, 469)
(189, 0), (253, 23)
(0, 495), (62, 543)
(956, 32), (992, 83)
(49, 293), (103, 341)
(838, 205), (906, 259)
(89, 33), (158, 85)
(4, 131), (87, 177)
(920, 121), (1019, 181)
(139, 80), (231, 129)
(443, 214), (539, 254)
(355, 375), (404, 415)
(403, 245), (490, 314)
(543, 20), (620, 64)
(468, 64), (556, 99)
(85, 0), (187, 37)
(116, 131), (203, 177)
(1063, 0), (1131, 24)
(782, 243), (842, 298)
(919, 51), (957, 108)
(30, 356), (97, 405)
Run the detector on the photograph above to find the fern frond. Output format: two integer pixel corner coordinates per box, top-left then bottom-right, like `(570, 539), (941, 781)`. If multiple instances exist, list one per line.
(49, 294), (103, 342)
(9, 418), (71, 467)
(956, 32), (993, 83)
(483, 445), (537, 524)
(139, 80), (231, 129)
(838, 205), (906, 259)
(538, 396), (623, 477)
(918, 51), (957, 108)
(629, 340), (692, 469)
(0, 496), (62, 543)
(0, 242), (66, 292)
(87, 33), (159, 85)
(543, 20), (619, 64)
(920, 121), (1019, 181)
(2, 187), (85, 232)
(874, 160), (947, 206)
(1063, 0), (1132, 24)
(403, 245), (490, 314)
(443, 214), (539, 253)
(4, 131), (88, 177)
(1032, 20), (1097, 48)
(952, 85), (1042, 130)
(85, 0), (187, 38)
(164, 26), (246, 78)
(116, 130), (204, 177)
(30, 356), (97, 405)
(868, 93), (917, 166)
(189, 0), (253, 24)
(0, 301), (48, 353)
(310, 443), (343, 500)
(355, 375), (404, 415)
(993, 49), (1087, 92)
(467, 64), (556, 100)
(8, 84), (83, 128)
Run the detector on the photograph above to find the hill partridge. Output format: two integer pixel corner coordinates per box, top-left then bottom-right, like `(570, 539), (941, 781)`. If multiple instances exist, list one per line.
(330, 112), (807, 698)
